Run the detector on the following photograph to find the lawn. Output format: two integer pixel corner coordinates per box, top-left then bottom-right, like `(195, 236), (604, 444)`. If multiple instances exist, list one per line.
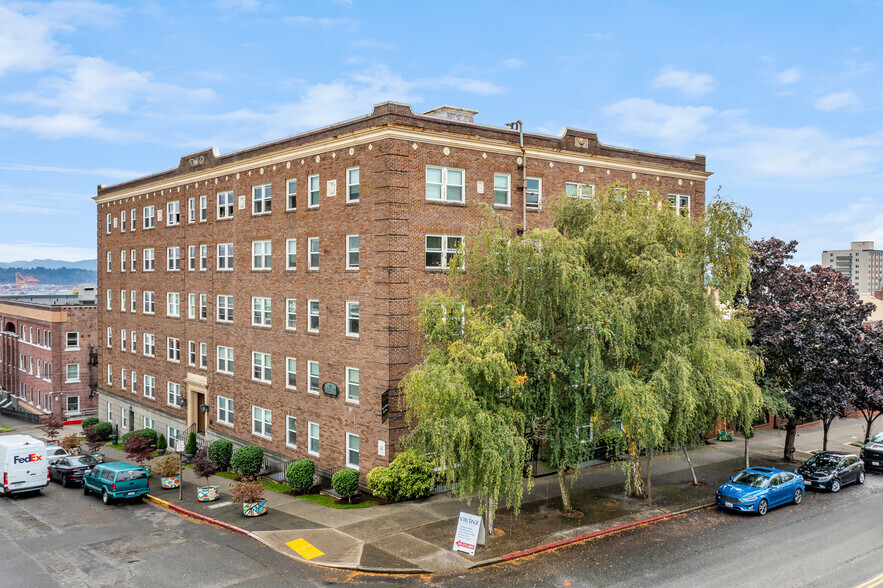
(0, 425), (13, 433)
(297, 493), (378, 509)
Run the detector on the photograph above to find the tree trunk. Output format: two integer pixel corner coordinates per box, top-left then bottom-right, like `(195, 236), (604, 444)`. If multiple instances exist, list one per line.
(822, 418), (831, 452)
(558, 468), (573, 514)
(783, 419), (798, 462)
(484, 498), (494, 542)
(627, 451), (645, 498)
(646, 447), (652, 505)
(744, 435), (750, 469)
(682, 445), (698, 485)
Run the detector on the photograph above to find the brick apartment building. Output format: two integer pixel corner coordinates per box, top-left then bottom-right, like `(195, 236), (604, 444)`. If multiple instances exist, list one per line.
(0, 288), (98, 419)
(94, 102), (709, 479)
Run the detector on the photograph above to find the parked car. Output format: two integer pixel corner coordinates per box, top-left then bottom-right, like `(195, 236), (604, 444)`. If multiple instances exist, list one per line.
(82, 462), (150, 505)
(860, 432), (883, 473)
(0, 435), (49, 495)
(45, 446), (69, 464)
(716, 466), (805, 516)
(48, 455), (97, 487)
(796, 451), (865, 492)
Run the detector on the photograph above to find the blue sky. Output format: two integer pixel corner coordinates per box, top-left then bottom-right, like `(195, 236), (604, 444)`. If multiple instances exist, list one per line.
(0, 0), (880, 267)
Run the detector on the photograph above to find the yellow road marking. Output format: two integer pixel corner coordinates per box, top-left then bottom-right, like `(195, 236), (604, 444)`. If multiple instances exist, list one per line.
(856, 572), (883, 588)
(286, 538), (324, 560)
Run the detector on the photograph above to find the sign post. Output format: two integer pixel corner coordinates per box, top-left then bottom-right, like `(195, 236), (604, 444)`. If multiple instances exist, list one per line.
(175, 439), (185, 501)
(452, 512), (486, 556)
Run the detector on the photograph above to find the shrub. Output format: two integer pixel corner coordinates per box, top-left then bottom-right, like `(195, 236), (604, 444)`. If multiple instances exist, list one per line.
(192, 450), (218, 484)
(388, 448), (435, 501)
(95, 422), (113, 441)
(231, 478), (265, 503)
(83, 426), (104, 455)
(366, 466), (396, 500)
(285, 459), (315, 492)
(121, 428), (158, 446)
(185, 432), (198, 455)
(124, 434), (153, 466)
(230, 445), (263, 477)
(153, 455), (179, 477)
(208, 439), (233, 470)
(60, 433), (81, 452)
(332, 468), (360, 500)
(156, 433), (167, 451)
(81, 417), (100, 430)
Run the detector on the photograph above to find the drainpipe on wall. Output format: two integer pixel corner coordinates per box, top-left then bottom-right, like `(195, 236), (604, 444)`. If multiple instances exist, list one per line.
(506, 121), (525, 233)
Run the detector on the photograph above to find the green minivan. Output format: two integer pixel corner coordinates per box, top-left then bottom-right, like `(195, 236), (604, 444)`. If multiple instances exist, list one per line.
(83, 462), (150, 505)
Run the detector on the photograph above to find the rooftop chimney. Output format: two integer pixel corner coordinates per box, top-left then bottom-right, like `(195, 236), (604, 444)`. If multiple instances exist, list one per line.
(423, 106), (478, 123)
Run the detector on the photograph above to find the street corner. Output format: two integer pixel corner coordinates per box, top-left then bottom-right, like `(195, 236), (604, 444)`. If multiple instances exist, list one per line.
(253, 528), (365, 569)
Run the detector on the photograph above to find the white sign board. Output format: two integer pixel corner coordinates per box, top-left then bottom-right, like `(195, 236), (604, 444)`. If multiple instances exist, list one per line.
(175, 440), (185, 453)
(452, 512), (485, 556)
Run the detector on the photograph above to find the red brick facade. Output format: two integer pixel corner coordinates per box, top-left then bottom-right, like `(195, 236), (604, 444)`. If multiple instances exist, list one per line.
(95, 102), (709, 479)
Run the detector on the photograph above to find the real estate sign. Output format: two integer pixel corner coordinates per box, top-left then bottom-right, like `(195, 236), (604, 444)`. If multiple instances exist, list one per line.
(452, 512), (486, 556)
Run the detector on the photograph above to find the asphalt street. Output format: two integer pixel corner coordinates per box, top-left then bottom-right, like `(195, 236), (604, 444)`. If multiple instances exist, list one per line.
(1, 470), (880, 587)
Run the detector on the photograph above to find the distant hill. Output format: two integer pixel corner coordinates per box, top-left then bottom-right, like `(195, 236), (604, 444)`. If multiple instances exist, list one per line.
(0, 259), (96, 270)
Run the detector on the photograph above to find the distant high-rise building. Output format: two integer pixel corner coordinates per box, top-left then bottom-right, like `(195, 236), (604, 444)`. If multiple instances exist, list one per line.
(821, 241), (883, 294)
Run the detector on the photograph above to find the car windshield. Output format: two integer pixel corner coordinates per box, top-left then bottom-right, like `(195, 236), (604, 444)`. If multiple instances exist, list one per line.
(804, 454), (840, 468)
(871, 432), (883, 444)
(116, 470), (147, 482)
(732, 472), (770, 488)
(71, 456), (97, 466)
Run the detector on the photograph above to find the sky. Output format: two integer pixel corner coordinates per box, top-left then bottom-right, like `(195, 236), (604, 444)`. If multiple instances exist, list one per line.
(0, 0), (881, 268)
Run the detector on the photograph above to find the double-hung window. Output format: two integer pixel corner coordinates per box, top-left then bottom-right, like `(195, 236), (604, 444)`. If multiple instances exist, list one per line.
(426, 166), (464, 202)
(143, 291), (155, 314)
(188, 293), (196, 319)
(120, 290), (127, 312)
(494, 173), (511, 206)
(346, 167), (359, 202)
(253, 184), (271, 214)
(143, 248), (155, 271)
(286, 416), (297, 447)
(308, 361), (319, 394)
(106, 213), (112, 234)
(143, 205), (155, 229)
(130, 249), (137, 272)
(121, 368), (128, 390)
(199, 294), (207, 320)
(166, 201), (180, 225)
(308, 175), (320, 207)
(106, 252), (111, 272)
(252, 406), (271, 438)
(66, 363), (80, 382)
(252, 240), (271, 270)
(346, 433), (359, 469)
(346, 367), (359, 403)
(120, 210), (126, 232)
(167, 381), (181, 407)
(120, 250), (126, 272)
(107, 365), (113, 386)
(143, 333), (155, 357)
(131, 331), (137, 353)
(199, 195), (208, 221)
(308, 300), (319, 332)
(525, 177), (542, 210)
(199, 342), (207, 369)
(188, 340), (197, 366)
(166, 292), (180, 317)
(346, 235), (359, 270)
(167, 247), (180, 271)
(167, 337), (180, 362)
(286, 238), (297, 270)
(218, 191), (234, 219)
(252, 352), (271, 383)
(286, 299), (297, 330)
(144, 374), (155, 399)
(346, 302), (359, 336)
(425, 235), (464, 269)
(130, 208), (136, 231)
(217, 346), (234, 374)
(217, 396), (233, 425)
(668, 194), (690, 216)
(217, 243), (233, 270)
(565, 182), (594, 199)
(308, 237), (319, 269)
(106, 326), (112, 347)
(199, 244), (208, 271)
(121, 329), (127, 350)
(286, 357), (297, 389)
(252, 297), (271, 326)
(217, 295), (233, 323)
(66, 332), (79, 349)
(286, 179), (297, 210)
(106, 290), (112, 311)
(308, 422), (320, 456)
(187, 197), (196, 223)
(188, 245), (196, 271)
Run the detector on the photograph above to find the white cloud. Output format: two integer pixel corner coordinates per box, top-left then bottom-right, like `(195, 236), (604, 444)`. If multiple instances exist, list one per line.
(437, 76), (504, 95)
(283, 16), (359, 31)
(814, 91), (859, 111)
(604, 98), (716, 142)
(0, 112), (133, 140)
(0, 243), (96, 263)
(500, 58), (526, 69)
(0, 163), (144, 180)
(651, 66), (717, 97)
(776, 67), (801, 85)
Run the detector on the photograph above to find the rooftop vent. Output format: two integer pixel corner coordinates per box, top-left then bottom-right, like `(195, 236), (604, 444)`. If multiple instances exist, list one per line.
(78, 284), (96, 303)
(423, 106), (478, 123)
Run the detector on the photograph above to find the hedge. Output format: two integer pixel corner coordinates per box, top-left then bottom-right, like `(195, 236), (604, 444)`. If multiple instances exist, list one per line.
(208, 439), (233, 470)
(95, 421), (113, 441)
(120, 428), (158, 446)
(366, 448), (434, 502)
(81, 417), (100, 430)
(286, 459), (315, 492)
(230, 445), (264, 477)
(331, 468), (360, 499)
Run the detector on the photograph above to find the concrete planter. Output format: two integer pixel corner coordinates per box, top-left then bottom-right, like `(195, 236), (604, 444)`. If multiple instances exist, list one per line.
(161, 476), (180, 489)
(242, 500), (267, 517)
(197, 485), (220, 502)
(91, 453), (105, 463)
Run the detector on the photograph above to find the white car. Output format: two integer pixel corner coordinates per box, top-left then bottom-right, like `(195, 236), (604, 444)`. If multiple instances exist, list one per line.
(45, 446), (69, 464)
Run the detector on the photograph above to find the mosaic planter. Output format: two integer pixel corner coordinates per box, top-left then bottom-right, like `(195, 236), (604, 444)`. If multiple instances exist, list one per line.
(197, 485), (220, 502)
(91, 453), (105, 463)
(67, 447), (81, 456)
(242, 500), (267, 517)
(161, 476), (180, 489)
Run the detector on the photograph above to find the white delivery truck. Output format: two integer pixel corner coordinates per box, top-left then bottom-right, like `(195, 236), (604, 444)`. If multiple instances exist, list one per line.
(0, 434), (49, 495)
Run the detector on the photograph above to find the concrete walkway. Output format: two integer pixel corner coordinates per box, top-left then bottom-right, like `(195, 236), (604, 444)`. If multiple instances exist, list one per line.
(2, 414), (873, 573)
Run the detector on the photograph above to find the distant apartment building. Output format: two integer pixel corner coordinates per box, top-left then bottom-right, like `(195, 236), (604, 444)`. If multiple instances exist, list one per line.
(0, 287), (98, 419)
(821, 241), (883, 295)
(94, 102), (710, 480)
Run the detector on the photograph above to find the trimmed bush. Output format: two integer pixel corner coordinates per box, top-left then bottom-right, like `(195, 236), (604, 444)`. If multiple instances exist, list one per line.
(285, 459), (315, 492)
(230, 445), (264, 477)
(156, 433), (167, 451)
(208, 439), (233, 470)
(121, 428), (158, 446)
(332, 468), (360, 500)
(185, 432), (198, 455)
(366, 466), (396, 500)
(81, 417), (100, 430)
(153, 455), (179, 477)
(95, 421), (113, 441)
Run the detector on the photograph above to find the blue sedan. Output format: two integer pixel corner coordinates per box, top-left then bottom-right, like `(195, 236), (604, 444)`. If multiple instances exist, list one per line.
(716, 466), (805, 516)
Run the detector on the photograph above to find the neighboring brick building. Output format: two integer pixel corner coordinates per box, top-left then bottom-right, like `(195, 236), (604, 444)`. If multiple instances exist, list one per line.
(94, 102), (710, 480)
(0, 288), (98, 419)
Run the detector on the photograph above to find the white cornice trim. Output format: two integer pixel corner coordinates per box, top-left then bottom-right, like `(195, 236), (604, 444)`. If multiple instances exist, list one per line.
(95, 126), (710, 204)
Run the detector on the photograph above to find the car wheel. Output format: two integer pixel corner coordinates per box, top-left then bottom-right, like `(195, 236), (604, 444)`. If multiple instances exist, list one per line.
(61, 475), (69, 488)
(757, 499), (768, 516)
(857, 471), (865, 485)
(102, 488), (112, 505)
(830, 479), (841, 493)
(83, 484), (90, 496)
(793, 489), (803, 504)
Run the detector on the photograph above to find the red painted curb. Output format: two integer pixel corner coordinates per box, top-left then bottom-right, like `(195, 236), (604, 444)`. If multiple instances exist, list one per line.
(149, 496), (251, 536)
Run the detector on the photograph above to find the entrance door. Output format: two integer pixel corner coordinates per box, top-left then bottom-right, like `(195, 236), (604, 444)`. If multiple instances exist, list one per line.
(197, 392), (206, 433)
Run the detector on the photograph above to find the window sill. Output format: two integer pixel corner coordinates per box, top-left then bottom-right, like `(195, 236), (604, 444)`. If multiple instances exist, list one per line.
(307, 330), (319, 336)
(217, 216), (234, 221)
(345, 200), (360, 205)
(217, 421), (234, 428)
(345, 399), (360, 406)
(251, 324), (272, 329)
(251, 379), (273, 386)
(345, 267), (359, 272)
(65, 347), (80, 351)
(252, 432), (272, 440)
(64, 379), (80, 384)
(285, 386), (297, 392)
(251, 212), (272, 217)
(307, 451), (319, 457)
(345, 334), (360, 340)
(286, 443), (298, 449)
(493, 204), (513, 210)
(425, 199), (467, 207)
(307, 390), (320, 396)
(251, 268), (272, 272)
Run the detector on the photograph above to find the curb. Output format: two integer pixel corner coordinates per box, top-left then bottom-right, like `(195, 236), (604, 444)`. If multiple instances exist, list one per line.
(468, 502), (716, 569)
(144, 494), (251, 536)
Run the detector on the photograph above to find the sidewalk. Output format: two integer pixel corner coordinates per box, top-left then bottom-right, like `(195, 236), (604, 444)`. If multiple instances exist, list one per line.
(1, 414), (870, 573)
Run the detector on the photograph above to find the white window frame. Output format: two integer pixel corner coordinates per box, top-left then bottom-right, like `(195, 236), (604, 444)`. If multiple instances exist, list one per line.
(286, 179), (297, 210)
(286, 416), (297, 448)
(668, 194), (691, 216)
(167, 247), (180, 271)
(167, 337), (181, 362)
(143, 291), (155, 315)
(188, 293), (196, 319)
(346, 301), (359, 337)
(425, 234), (464, 270)
(166, 292), (180, 317)
(252, 351), (271, 383)
(65, 363), (80, 383)
(106, 251), (111, 273)
(143, 205), (155, 229)
(167, 381), (181, 407)
(120, 210), (126, 232)
(286, 298), (297, 330)
(252, 240), (271, 270)
(525, 177), (542, 210)
(65, 331), (79, 350)
(217, 345), (234, 374)
(166, 200), (180, 226)
(143, 248), (155, 272)
(143, 333), (155, 357)
(252, 297), (271, 327)
(120, 250), (126, 272)
(308, 421), (320, 456)
(286, 238), (297, 270)
(346, 235), (359, 270)
(252, 184), (271, 215)
(565, 181), (594, 200)
(252, 406), (272, 438)
(217, 396), (234, 426)
(308, 237), (319, 270)
(187, 197), (196, 223)
(217, 295), (233, 323)
(199, 195), (207, 221)
(345, 367), (359, 403)
(346, 432), (359, 469)
(286, 357), (297, 390)
(308, 174), (320, 208)
(199, 244), (208, 271)
(346, 167), (359, 202)
(188, 245), (197, 271)
(130, 249), (137, 272)
(308, 360), (319, 394)
(425, 166), (465, 202)
(308, 300), (319, 333)
(217, 243), (233, 271)
(217, 190), (234, 219)
(494, 173), (511, 206)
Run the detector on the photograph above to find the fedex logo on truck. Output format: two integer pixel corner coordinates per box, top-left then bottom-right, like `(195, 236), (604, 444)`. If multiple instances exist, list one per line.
(13, 453), (42, 464)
